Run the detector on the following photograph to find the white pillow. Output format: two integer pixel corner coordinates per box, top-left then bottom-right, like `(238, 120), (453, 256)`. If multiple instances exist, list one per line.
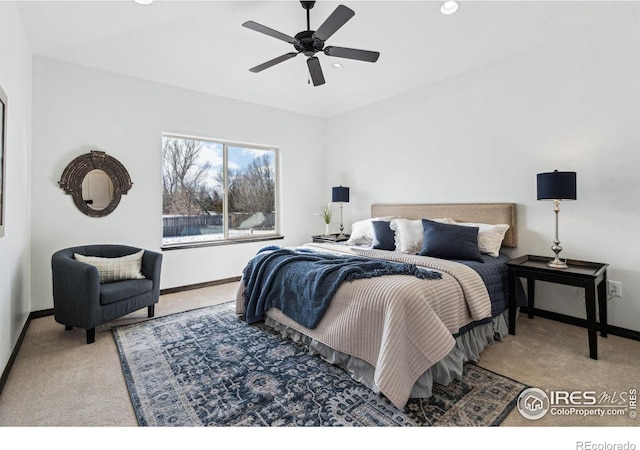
(345, 216), (395, 246)
(454, 222), (510, 257)
(390, 218), (455, 254)
(74, 250), (146, 283)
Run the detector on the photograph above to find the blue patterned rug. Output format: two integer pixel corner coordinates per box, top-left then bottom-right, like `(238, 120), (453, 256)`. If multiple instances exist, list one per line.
(112, 302), (526, 426)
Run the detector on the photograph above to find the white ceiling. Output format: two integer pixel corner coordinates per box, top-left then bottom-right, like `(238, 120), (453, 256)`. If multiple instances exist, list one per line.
(16, 0), (638, 118)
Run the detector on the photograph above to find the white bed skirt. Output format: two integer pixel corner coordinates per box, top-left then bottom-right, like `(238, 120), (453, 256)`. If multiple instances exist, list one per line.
(264, 310), (512, 401)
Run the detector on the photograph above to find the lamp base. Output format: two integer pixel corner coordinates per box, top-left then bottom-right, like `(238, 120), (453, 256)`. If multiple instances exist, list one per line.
(548, 234), (568, 269)
(337, 203), (345, 240)
(547, 256), (568, 269)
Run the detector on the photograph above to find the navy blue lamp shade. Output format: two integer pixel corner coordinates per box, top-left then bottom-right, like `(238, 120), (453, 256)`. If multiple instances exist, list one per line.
(332, 186), (350, 203)
(537, 170), (577, 200)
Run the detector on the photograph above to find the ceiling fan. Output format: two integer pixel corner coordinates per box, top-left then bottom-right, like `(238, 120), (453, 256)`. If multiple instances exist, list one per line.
(243, 1), (380, 87)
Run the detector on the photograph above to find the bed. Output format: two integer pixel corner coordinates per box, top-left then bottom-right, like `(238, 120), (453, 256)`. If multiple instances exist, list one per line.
(235, 202), (525, 409)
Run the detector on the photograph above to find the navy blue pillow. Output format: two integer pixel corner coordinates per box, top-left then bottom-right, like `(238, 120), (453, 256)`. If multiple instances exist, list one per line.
(418, 219), (483, 262)
(371, 220), (396, 251)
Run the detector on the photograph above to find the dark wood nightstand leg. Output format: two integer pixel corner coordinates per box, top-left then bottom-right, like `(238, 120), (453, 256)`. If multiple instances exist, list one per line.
(598, 275), (608, 338)
(585, 283), (598, 360)
(527, 278), (535, 319)
(508, 268), (516, 335)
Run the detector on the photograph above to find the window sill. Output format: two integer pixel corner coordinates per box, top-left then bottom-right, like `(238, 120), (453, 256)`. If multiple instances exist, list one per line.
(161, 235), (284, 251)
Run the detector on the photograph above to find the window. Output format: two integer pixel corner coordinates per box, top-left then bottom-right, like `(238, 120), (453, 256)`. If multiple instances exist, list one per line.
(162, 133), (279, 247)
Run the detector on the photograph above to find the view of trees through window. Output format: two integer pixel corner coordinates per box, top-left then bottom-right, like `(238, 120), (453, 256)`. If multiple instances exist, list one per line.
(162, 134), (278, 245)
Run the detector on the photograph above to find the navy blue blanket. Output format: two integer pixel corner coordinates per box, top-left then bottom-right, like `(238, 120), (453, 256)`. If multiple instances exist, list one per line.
(242, 246), (442, 329)
(453, 253), (527, 336)
(456, 253), (527, 317)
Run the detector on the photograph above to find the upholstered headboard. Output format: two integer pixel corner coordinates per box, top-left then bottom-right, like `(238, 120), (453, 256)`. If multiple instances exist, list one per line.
(370, 203), (517, 248)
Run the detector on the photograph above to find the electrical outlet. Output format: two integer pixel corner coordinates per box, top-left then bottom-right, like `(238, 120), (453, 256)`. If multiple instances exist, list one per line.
(607, 280), (623, 298)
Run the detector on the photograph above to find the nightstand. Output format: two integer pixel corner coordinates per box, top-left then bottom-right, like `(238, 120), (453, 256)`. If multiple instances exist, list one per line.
(507, 255), (608, 360)
(311, 233), (350, 243)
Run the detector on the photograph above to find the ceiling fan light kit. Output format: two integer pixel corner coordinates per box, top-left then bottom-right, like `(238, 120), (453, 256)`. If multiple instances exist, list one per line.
(243, 1), (380, 87)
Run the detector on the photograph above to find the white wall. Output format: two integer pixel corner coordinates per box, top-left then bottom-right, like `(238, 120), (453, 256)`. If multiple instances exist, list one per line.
(0, 2), (32, 370)
(30, 58), (327, 311)
(327, 22), (640, 331)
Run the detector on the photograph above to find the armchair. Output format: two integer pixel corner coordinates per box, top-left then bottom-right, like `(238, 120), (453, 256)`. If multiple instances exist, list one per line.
(51, 244), (162, 344)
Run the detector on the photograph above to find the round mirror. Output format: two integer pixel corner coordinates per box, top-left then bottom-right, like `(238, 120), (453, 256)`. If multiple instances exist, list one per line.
(59, 150), (132, 217)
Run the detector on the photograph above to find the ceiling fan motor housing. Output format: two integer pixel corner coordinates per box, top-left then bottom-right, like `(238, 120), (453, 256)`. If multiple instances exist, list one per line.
(294, 30), (324, 56)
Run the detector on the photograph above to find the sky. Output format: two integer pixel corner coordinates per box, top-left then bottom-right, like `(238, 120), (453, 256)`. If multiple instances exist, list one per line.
(198, 141), (275, 190)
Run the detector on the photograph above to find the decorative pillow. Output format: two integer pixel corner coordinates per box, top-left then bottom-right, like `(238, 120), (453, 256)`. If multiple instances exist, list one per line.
(345, 216), (395, 246)
(371, 221), (396, 251)
(74, 250), (145, 283)
(454, 222), (510, 257)
(390, 218), (455, 254)
(418, 219), (483, 262)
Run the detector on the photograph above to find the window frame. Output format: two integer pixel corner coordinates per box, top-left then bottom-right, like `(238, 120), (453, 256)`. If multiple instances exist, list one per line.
(161, 133), (282, 250)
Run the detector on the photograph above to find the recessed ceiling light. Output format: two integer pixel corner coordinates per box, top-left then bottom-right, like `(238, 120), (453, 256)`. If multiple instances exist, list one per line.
(332, 63), (343, 70)
(134, 0), (154, 5)
(441, 1), (459, 15)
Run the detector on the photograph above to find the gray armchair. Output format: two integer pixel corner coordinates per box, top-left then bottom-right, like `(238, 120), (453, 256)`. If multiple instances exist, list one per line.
(51, 244), (162, 344)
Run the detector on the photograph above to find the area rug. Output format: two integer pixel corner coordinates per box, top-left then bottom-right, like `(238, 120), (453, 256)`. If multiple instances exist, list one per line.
(113, 302), (526, 427)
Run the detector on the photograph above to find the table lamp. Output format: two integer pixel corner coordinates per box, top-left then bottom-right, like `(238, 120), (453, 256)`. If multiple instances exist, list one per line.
(536, 170), (577, 269)
(332, 186), (350, 238)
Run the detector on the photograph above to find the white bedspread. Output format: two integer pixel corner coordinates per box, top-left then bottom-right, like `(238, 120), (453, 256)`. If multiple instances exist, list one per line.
(235, 242), (491, 409)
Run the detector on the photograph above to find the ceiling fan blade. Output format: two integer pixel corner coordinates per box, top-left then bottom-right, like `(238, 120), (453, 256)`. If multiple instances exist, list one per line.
(313, 5), (355, 42)
(324, 46), (380, 63)
(242, 21), (297, 44)
(249, 52), (299, 73)
(307, 57), (325, 86)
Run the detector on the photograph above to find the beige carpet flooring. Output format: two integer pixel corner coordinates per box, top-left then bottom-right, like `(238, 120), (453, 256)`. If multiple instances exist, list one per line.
(1, 281), (639, 432)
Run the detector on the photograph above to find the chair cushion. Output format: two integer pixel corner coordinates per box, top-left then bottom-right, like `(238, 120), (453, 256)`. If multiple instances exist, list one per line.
(100, 279), (154, 305)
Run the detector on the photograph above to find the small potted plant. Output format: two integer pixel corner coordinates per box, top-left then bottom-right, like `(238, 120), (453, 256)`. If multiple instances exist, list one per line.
(320, 204), (332, 236)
